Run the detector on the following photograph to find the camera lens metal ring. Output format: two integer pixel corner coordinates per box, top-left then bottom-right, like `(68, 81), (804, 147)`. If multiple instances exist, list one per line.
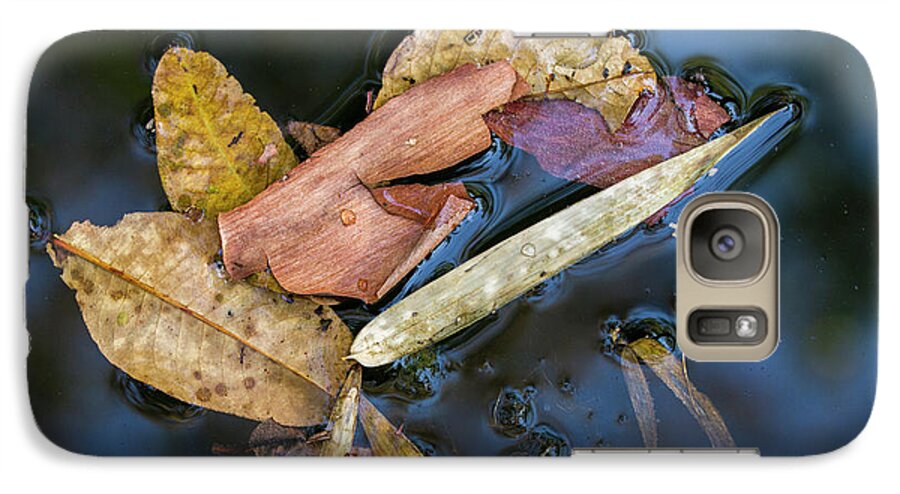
(709, 227), (744, 261)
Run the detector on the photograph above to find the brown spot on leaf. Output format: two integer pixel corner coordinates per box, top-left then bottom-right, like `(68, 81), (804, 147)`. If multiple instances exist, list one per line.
(243, 377), (256, 389)
(215, 383), (228, 396)
(196, 387), (212, 401)
(193, 370), (202, 380)
(244, 323), (257, 337)
(110, 290), (125, 301)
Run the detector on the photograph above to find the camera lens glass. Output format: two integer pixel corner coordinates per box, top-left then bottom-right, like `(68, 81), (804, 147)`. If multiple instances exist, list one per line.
(689, 209), (765, 281)
(709, 227), (743, 261)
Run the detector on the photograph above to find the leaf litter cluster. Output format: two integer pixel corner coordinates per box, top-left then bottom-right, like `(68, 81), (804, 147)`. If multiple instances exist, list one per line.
(48, 30), (739, 454)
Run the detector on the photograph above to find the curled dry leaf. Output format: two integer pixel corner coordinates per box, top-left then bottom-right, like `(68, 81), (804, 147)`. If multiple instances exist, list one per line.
(621, 346), (658, 448)
(483, 77), (731, 189)
(375, 30), (656, 132)
(153, 47), (297, 217)
(349, 110), (781, 366)
(359, 396), (423, 456)
(629, 338), (735, 448)
(47, 212), (352, 426)
(219, 62), (527, 302)
(319, 366), (362, 457)
(286, 120), (342, 157)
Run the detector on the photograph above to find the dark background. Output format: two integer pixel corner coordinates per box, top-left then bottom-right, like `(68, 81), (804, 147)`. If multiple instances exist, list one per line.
(26, 31), (877, 456)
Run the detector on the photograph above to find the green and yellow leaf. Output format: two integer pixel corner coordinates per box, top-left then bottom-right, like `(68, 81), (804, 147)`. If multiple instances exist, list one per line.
(153, 47), (297, 217)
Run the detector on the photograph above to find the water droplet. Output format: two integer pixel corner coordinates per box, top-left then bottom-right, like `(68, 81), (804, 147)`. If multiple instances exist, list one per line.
(114, 369), (205, 422)
(520, 243), (536, 257)
(340, 208), (357, 226)
(143, 32), (195, 74)
(209, 257), (228, 279)
(131, 98), (156, 154)
(27, 196), (53, 250)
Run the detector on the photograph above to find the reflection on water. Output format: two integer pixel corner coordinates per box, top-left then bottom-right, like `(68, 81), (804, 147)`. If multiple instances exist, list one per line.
(26, 30), (876, 456)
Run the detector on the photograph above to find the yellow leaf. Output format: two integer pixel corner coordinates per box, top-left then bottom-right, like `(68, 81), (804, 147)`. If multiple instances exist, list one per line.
(375, 30), (656, 132)
(47, 212), (352, 426)
(358, 397), (423, 456)
(319, 366), (362, 457)
(153, 47), (297, 217)
(629, 338), (735, 448)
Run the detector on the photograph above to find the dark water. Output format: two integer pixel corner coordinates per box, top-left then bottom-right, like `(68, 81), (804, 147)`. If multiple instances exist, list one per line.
(26, 31), (876, 456)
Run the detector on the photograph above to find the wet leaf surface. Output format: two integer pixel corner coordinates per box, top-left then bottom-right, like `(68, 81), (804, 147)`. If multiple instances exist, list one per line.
(48, 212), (353, 426)
(483, 77), (731, 189)
(319, 366), (362, 457)
(376, 30), (656, 132)
(350, 112), (775, 367)
(153, 48), (297, 217)
(620, 346), (658, 448)
(359, 396), (423, 456)
(218, 62), (526, 302)
(629, 338), (735, 448)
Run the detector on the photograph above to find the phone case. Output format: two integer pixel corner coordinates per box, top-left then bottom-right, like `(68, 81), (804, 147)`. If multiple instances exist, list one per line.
(26, 30), (877, 456)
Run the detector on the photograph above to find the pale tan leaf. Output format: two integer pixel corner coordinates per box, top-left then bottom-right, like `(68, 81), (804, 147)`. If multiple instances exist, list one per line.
(47, 212), (352, 426)
(621, 346), (658, 448)
(349, 111), (782, 366)
(630, 338), (735, 448)
(358, 396), (423, 456)
(320, 366), (362, 457)
(375, 30), (657, 131)
(153, 47), (297, 217)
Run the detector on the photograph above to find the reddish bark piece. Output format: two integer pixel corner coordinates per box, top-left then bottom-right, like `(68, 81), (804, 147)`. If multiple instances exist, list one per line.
(370, 183), (471, 226)
(219, 62), (525, 303)
(483, 76), (731, 189)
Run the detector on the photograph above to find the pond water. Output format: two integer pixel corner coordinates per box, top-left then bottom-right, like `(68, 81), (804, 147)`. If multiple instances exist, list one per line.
(26, 30), (876, 456)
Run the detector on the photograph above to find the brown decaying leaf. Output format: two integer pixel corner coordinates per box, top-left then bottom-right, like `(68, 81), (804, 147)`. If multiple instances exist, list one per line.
(319, 366), (362, 457)
(219, 62), (527, 303)
(629, 338), (735, 448)
(359, 397), (423, 456)
(375, 30), (656, 132)
(248, 419), (321, 456)
(483, 77), (731, 189)
(153, 48), (297, 218)
(621, 346), (658, 448)
(47, 212), (352, 426)
(286, 121), (342, 157)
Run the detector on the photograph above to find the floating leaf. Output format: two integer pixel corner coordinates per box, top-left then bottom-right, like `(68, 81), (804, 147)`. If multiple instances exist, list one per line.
(376, 30), (656, 132)
(286, 120), (342, 158)
(153, 47), (297, 217)
(47, 212), (352, 426)
(349, 110), (783, 366)
(247, 419), (322, 456)
(359, 396), (423, 456)
(219, 62), (527, 302)
(320, 366), (362, 457)
(621, 346), (658, 448)
(483, 77), (731, 189)
(629, 338), (735, 448)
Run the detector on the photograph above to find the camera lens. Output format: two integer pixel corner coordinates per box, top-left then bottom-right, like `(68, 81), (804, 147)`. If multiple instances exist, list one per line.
(709, 227), (743, 261)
